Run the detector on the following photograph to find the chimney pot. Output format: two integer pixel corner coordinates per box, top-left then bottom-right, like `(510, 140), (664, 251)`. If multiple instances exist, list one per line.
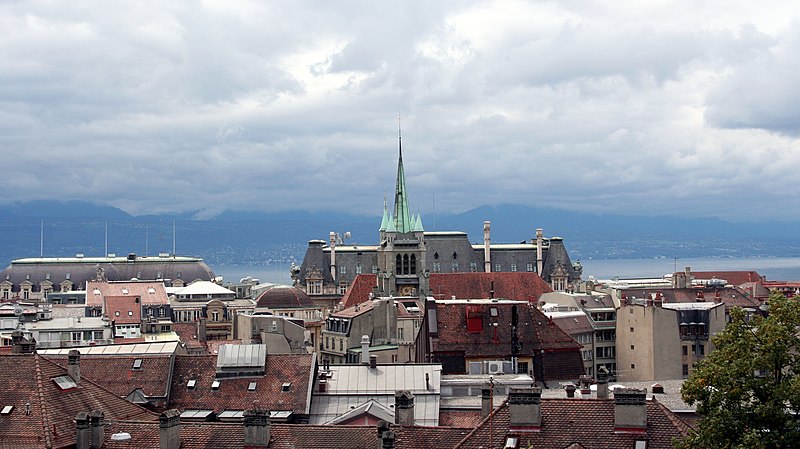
(90, 410), (104, 449)
(481, 382), (492, 418)
(370, 355), (378, 369)
(565, 384), (576, 398)
(76, 412), (90, 449)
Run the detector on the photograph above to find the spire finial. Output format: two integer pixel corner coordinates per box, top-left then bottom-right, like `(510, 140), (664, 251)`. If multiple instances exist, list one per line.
(398, 112), (402, 159)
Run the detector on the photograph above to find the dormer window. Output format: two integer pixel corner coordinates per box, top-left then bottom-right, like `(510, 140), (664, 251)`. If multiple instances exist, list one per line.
(93, 289), (101, 295)
(148, 288), (156, 294)
(187, 379), (196, 389)
(122, 288), (129, 295)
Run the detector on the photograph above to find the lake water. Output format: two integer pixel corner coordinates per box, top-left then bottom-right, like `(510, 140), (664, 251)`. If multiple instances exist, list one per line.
(211, 256), (800, 286)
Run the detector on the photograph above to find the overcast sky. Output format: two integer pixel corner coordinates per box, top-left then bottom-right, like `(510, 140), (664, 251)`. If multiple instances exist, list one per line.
(2, 1), (800, 221)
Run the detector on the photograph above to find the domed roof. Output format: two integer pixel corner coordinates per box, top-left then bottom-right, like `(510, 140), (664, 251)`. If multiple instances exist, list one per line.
(255, 285), (317, 309)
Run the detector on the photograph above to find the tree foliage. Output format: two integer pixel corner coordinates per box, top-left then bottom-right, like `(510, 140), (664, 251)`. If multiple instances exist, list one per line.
(677, 291), (800, 449)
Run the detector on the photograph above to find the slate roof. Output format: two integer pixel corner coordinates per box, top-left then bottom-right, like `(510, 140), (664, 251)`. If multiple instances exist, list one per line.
(0, 353), (157, 449)
(454, 398), (691, 449)
(0, 255), (214, 292)
(44, 354), (173, 400)
(256, 285), (319, 309)
(169, 353), (315, 415)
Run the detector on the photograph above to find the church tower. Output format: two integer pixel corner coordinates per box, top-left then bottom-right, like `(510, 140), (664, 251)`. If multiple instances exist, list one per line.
(377, 124), (428, 297)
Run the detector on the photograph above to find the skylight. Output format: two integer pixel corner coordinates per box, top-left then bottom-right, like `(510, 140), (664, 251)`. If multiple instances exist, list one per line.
(148, 288), (156, 294)
(281, 382), (291, 392)
(53, 376), (77, 390)
(248, 382), (257, 391)
(211, 380), (220, 390)
(93, 289), (101, 295)
(1, 405), (13, 415)
(504, 436), (520, 449)
(187, 379), (196, 389)
(132, 359), (142, 370)
(122, 288), (129, 294)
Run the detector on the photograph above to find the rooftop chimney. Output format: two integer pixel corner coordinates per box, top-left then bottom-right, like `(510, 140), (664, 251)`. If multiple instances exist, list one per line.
(159, 409), (181, 449)
(508, 387), (542, 429)
(370, 355), (378, 370)
(68, 349), (81, 385)
(76, 412), (90, 449)
(90, 410), (104, 449)
(614, 388), (647, 432)
(380, 430), (396, 449)
(361, 335), (370, 364)
(536, 229), (544, 275)
(579, 375), (592, 396)
(394, 390), (415, 426)
(11, 330), (35, 354)
(330, 231), (337, 282)
(597, 367), (609, 399)
(565, 384), (576, 398)
(244, 409), (270, 448)
(481, 382), (492, 419)
(484, 221), (491, 272)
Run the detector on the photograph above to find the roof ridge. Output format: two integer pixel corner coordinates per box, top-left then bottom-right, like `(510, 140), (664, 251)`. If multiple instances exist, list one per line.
(34, 354), (54, 449)
(453, 398), (509, 449)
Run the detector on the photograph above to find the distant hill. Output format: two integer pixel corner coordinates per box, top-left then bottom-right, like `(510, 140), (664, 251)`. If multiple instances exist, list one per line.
(1, 200), (799, 268)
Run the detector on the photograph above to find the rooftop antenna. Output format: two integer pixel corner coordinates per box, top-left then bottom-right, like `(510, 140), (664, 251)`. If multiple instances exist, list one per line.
(432, 194), (436, 231)
(104, 221), (108, 257)
(172, 220), (176, 257)
(40, 220), (44, 257)
(145, 224), (149, 257)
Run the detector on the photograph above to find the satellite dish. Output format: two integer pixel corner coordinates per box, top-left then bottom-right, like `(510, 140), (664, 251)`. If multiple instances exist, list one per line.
(13, 306), (23, 316)
(344, 231), (351, 239)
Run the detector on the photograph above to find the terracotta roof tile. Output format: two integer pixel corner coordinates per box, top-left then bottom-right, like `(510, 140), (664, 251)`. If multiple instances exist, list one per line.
(430, 272), (553, 302)
(44, 354), (173, 399)
(437, 410), (484, 428)
(686, 271), (764, 286)
(168, 354), (314, 415)
(455, 398), (690, 449)
(341, 275), (377, 308)
(105, 296), (141, 324)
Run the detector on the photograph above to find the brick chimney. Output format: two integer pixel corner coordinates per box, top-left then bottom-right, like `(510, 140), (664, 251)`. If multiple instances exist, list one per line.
(394, 390), (414, 426)
(481, 382), (492, 418)
(159, 410), (181, 449)
(244, 409), (270, 448)
(614, 388), (647, 432)
(90, 410), (104, 448)
(76, 412), (90, 449)
(508, 387), (542, 429)
(68, 349), (81, 385)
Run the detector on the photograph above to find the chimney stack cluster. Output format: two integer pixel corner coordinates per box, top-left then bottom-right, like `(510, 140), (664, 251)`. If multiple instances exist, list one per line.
(508, 387), (542, 429)
(75, 410), (105, 449)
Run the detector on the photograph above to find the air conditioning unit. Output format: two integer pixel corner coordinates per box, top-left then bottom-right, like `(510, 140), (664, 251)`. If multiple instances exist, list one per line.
(468, 362), (483, 375)
(487, 361), (504, 375)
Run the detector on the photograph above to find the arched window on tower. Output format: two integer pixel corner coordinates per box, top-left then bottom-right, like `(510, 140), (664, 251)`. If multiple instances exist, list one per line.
(453, 252), (457, 259)
(410, 255), (416, 274)
(396, 254), (402, 275)
(403, 254), (410, 275)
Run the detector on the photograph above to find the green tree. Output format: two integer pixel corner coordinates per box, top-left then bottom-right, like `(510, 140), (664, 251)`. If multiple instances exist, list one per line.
(677, 291), (800, 449)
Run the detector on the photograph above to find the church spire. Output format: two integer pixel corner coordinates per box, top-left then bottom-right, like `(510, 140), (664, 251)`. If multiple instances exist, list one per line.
(393, 116), (413, 233)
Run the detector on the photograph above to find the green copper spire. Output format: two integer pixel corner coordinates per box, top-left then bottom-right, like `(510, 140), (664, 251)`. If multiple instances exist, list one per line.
(412, 212), (425, 232)
(379, 193), (389, 232)
(393, 120), (413, 233)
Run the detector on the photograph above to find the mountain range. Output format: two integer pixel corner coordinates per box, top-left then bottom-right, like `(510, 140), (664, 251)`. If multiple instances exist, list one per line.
(1, 200), (799, 268)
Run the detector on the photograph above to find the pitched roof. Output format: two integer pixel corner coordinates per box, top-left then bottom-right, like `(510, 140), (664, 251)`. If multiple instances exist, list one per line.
(341, 274), (377, 308)
(0, 354), (157, 449)
(454, 398), (690, 449)
(44, 354), (173, 399)
(168, 353), (315, 415)
(687, 270), (764, 285)
(429, 272), (553, 302)
(550, 313), (594, 335)
(105, 296), (141, 324)
(623, 286), (760, 310)
(437, 409), (484, 428)
(86, 280), (169, 306)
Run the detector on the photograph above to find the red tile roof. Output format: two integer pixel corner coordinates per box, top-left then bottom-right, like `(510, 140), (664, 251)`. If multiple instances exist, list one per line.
(454, 398), (690, 449)
(87, 280), (170, 306)
(0, 354), (157, 449)
(624, 286), (760, 310)
(341, 274), (377, 308)
(550, 314), (594, 335)
(430, 272), (553, 302)
(105, 296), (141, 324)
(168, 354), (315, 415)
(172, 323), (206, 349)
(687, 271), (764, 286)
(44, 354), (173, 399)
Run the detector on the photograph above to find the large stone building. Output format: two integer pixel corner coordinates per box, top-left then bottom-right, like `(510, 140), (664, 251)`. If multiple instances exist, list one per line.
(292, 138), (582, 301)
(0, 253), (215, 302)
